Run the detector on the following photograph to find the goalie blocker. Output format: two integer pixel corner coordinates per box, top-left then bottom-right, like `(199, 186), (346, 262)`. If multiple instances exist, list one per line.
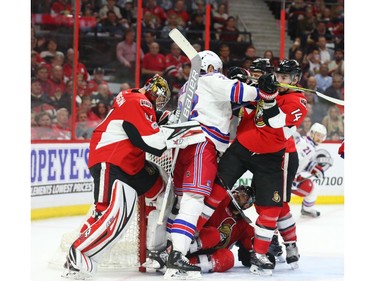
(161, 120), (206, 150)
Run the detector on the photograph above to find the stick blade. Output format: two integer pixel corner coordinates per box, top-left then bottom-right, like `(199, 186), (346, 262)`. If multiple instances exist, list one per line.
(169, 29), (198, 60)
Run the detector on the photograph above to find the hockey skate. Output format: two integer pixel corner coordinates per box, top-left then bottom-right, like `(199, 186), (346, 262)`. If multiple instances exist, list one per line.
(249, 251), (275, 276)
(142, 248), (170, 273)
(301, 205), (321, 217)
(61, 247), (97, 280)
(268, 234), (285, 263)
(164, 250), (201, 280)
(284, 242), (300, 269)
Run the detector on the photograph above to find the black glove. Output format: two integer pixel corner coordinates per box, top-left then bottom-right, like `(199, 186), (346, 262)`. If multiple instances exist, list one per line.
(258, 73), (279, 101)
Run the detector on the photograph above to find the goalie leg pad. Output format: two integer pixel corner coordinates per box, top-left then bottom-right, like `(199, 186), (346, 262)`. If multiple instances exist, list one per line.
(72, 179), (137, 261)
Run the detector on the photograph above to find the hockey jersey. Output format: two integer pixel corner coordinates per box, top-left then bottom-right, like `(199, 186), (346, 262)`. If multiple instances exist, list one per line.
(292, 132), (318, 175)
(177, 72), (259, 153)
(88, 89), (166, 175)
(236, 91), (307, 153)
(203, 195), (254, 251)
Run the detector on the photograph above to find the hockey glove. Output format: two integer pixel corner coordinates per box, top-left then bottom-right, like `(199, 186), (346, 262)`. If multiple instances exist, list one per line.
(258, 73), (279, 101)
(307, 161), (325, 180)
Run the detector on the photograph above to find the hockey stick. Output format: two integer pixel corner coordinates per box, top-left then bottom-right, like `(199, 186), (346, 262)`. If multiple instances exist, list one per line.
(241, 75), (344, 106)
(216, 174), (256, 228)
(157, 29), (202, 224)
(275, 83), (345, 106)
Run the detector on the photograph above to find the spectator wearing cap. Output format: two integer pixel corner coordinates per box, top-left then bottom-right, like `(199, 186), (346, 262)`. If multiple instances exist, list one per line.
(87, 67), (111, 96)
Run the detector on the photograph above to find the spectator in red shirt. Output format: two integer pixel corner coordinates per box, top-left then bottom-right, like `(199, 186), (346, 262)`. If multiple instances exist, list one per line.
(47, 65), (66, 97)
(144, 0), (168, 27)
(141, 42), (166, 84)
(63, 48), (89, 82)
(46, 52), (65, 77)
(167, 0), (190, 27)
(164, 42), (189, 80)
(50, 0), (72, 15)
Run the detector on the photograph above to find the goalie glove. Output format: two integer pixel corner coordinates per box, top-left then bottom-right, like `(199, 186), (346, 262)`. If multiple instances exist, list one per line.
(160, 121), (206, 150)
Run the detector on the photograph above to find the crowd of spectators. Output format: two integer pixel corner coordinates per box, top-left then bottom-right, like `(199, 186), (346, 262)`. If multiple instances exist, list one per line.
(31, 0), (344, 141)
(283, 0), (344, 140)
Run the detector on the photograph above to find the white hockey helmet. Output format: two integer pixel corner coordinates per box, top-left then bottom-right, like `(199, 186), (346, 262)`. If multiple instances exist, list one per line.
(308, 123), (327, 143)
(198, 50), (223, 73)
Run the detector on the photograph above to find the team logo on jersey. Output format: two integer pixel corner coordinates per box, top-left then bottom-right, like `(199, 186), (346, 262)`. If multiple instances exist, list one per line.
(272, 191), (281, 203)
(255, 100), (266, 127)
(216, 217), (236, 248)
(140, 99), (153, 108)
(300, 98), (307, 108)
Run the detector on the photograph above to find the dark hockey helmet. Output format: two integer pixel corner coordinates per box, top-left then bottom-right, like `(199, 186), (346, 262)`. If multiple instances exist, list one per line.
(232, 185), (255, 210)
(249, 58), (274, 74)
(143, 74), (171, 110)
(227, 66), (251, 83)
(275, 59), (302, 81)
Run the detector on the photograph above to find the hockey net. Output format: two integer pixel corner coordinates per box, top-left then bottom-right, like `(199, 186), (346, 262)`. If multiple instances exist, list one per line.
(49, 150), (173, 272)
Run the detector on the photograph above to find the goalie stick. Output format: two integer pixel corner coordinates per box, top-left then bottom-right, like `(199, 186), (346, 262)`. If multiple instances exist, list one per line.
(157, 29), (202, 224)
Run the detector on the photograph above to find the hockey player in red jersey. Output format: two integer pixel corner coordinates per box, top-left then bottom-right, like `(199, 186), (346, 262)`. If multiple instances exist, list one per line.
(143, 185), (276, 274)
(196, 59), (307, 276)
(62, 74), (206, 279)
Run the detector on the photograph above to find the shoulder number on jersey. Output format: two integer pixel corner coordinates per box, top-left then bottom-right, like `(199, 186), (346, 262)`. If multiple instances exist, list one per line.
(291, 108), (303, 122)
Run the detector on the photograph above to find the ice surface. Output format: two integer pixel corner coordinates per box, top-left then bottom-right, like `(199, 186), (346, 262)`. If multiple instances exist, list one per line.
(31, 204), (345, 281)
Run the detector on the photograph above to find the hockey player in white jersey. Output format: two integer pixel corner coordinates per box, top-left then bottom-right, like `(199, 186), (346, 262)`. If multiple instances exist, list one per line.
(291, 123), (334, 217)
(163, 50), (271, 279)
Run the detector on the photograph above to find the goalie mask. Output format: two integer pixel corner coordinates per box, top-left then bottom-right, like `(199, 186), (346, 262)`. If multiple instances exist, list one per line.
(232, 185), (255, 210)
(199, 50), (223, 73)
(313, 148), (333, 171)
(227, 66), (251, 83)
(308, 123), (327, 144)
(144, 74), (171, 110)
